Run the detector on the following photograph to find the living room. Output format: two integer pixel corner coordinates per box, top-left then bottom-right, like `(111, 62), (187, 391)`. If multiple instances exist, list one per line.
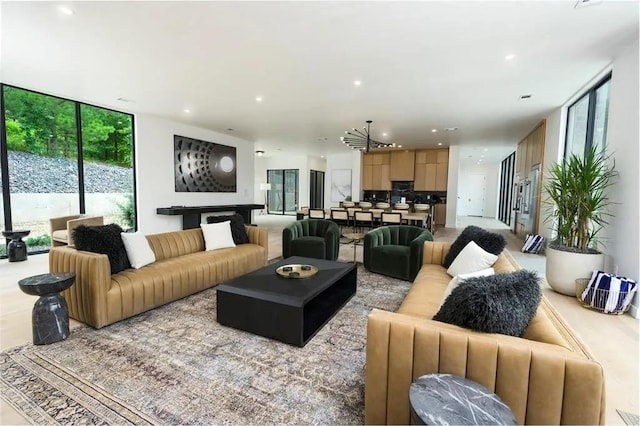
(1, 1), (639, 424)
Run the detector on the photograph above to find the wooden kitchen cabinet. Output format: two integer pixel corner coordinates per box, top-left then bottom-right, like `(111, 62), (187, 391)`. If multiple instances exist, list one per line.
(415, 150), (427, 164)
(390, 151), (415, 181)
(435, 163), (448, 191)
(436, 149), (448, 164)
(362, 164), (373, 190)
(435, 203), (447, 227)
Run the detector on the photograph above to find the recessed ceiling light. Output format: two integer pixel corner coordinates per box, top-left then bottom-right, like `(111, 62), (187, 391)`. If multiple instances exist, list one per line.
(116, 97), (134, 103)
(444, 127), (458, 131)
(437, 142), (443, 146)
(226, 128), (234, 131)
(321, 155), (325, 158)
(255, 150), (264, 156)
(520, 94), (533, 99)
(483, 148), (488, 152)
(398, 145), (402, 148)
(255, 96), (263, 102)
(505, 54), (516, 61)
(183, 108), (191, 113)
(59, 6), (74, 15)
(353, 80), (362, 86)
(382, 133), (387, 137)
(431, 129), (437, 133)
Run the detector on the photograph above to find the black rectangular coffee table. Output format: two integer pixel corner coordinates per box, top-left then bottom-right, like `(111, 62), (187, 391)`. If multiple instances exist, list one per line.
(216, 256), (357, 347)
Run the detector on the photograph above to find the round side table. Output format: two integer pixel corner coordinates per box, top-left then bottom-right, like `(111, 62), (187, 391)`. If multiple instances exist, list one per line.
(18, 273), (76, 345)
(2, 229), (30, 262)
(409, 373), (516, 425)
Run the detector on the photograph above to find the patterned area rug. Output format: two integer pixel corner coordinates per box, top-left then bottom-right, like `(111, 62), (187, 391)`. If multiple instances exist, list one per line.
(1, 265), (410, 425)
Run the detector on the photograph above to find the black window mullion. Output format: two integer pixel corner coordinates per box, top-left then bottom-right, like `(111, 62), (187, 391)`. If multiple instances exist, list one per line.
(75, 103), (86, 213)
(0, 84), (13, 231)
(584, 91), (597, 155)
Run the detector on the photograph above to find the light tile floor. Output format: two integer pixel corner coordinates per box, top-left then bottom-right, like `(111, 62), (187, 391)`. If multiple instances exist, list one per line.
(0, 215), (637, 424)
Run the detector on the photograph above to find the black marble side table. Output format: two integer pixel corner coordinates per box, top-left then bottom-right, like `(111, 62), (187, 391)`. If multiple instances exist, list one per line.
(409, 373), (516, 425)
(18, 273), (75, 345)
(2, 229), (30, 262)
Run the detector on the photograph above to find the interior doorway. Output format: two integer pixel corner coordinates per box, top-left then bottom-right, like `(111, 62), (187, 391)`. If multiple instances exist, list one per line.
(309, 170), (325, 209)
(462, 174), (486, 217)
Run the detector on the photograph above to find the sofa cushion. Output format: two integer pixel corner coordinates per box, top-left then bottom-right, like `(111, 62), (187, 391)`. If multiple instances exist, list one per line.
(440, 267), (495, 309)
(201, 221), (236, 251)
(290, 236), (325, 259)
(433, 270), (542, 337)
(206, 213), (249, 244)
(73, 224), (131, 274)
(446, 241), (498, 276)
(121, 232), (156, 269)
(443, 226), (507, 268)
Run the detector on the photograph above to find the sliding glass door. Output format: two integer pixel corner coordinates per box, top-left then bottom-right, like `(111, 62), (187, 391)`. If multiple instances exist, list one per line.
(267, 169), (298, 215)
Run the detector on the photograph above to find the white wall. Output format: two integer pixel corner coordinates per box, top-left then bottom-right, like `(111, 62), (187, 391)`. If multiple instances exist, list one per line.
(135, 114), (255, 234)
(325, 152), (361, 207)
(540, 38), (639, 317)
(457, 162), (499, 218)
(601, 39), (639, 317)
(540, 108), (566, 241)
(445, 146), (460, 228)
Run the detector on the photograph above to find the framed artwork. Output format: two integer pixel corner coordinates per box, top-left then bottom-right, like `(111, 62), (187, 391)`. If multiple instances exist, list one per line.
(331, 169), (352, 202)
(174, 135), (236, 192)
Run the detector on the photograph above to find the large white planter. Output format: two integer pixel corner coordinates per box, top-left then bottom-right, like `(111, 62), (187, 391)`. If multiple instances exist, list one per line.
(545, 246), (604, 296)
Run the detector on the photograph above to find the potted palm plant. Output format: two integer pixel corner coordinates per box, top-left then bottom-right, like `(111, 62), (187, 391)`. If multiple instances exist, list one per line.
(544, 146), (617, 296)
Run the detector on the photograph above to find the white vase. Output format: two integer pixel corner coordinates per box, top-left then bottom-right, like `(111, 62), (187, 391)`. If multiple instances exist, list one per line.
(545, 246), (605, 296)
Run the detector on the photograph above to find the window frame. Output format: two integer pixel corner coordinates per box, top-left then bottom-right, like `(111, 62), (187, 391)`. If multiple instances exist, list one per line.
(0, 83), (138, 255)
(564, 73), (612, 159)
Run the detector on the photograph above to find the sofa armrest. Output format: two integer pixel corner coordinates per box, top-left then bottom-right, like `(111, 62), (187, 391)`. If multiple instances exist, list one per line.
(245, 225), (268, 259)
(49, 246), (112, 328)
(365, 309), (605, 425)
(422, 240), (451, 266)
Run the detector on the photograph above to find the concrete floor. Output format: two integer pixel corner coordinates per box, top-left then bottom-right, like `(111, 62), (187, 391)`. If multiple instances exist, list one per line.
(1, 216), (637, 424)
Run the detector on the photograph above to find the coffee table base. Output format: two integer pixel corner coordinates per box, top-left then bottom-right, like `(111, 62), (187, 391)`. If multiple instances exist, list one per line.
(217, 266), (357, 347)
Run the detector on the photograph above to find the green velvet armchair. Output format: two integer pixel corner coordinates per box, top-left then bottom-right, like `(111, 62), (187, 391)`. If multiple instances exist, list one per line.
(364, 225), (434, 281)
(282, 219), (340, 261)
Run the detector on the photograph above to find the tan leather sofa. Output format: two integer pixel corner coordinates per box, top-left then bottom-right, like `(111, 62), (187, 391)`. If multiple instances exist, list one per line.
(365, 241), (605, 425)
(49, 226), (268, 329)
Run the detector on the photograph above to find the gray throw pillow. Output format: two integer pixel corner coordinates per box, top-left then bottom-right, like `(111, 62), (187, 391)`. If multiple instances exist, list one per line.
(443, 225), (507, 268)
(433, 270), (541, 337)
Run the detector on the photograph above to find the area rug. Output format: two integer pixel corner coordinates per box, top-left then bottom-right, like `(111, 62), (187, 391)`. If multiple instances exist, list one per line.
(617, 409), (640, 426)
(1, 266), (410, 425)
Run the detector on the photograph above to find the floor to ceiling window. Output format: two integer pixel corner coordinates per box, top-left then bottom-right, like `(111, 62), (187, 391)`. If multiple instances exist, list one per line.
(267, 169), (298, 215)
(565, 74), (611, 159)
(0, 84), (136, 256)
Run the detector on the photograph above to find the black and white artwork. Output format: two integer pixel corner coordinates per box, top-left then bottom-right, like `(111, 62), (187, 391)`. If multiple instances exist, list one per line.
(174, 135), (237, 192)
(331, 169), (352, 202)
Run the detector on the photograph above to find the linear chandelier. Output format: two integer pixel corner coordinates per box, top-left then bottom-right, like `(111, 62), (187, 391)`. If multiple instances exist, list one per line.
(340, 120), (395, 152)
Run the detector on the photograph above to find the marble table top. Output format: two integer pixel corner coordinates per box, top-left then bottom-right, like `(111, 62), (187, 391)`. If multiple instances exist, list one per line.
(18, 273), (76, 296)
(409, 373), (516, 425)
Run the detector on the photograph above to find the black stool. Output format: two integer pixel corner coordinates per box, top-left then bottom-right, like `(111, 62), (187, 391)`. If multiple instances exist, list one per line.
(18, 273), (76, 345)
(409, 374), (516, 425)
(2, 229), (30, 262)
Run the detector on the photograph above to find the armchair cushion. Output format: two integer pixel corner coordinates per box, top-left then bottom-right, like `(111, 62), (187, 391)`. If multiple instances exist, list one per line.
(73, 224), (131, 274)
(364, 225), (434, 281)
(282, 219), (339, 260)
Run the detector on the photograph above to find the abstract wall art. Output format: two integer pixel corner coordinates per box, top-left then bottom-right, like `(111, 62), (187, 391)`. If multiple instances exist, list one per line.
(174, 135), (237, 192)
(331, 169), (352, 202)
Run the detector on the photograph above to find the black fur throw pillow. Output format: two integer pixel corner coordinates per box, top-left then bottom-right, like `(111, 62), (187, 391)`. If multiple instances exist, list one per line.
(443, 226), (507, 268)
(73, 224), (131, 274)
(206, 214), (249, 244)
(433, 270), (542, 337)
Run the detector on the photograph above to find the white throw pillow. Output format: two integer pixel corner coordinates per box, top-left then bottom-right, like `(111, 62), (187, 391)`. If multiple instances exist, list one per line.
(446, 240), (498, 277)
(201, 221), (236, 251)
(121, 232), (156, 269)
(439, 267), (495, 309)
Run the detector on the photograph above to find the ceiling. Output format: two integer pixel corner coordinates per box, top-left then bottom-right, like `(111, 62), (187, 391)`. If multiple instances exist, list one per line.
(1, 1), (638, 164)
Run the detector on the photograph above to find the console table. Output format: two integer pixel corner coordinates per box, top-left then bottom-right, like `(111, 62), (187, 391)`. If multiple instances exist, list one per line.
(156, 204), (264, 229)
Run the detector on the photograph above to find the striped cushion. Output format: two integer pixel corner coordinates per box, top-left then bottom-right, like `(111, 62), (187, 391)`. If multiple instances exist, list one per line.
(522, 234), (544, 254)
(581, 270), (637, 314)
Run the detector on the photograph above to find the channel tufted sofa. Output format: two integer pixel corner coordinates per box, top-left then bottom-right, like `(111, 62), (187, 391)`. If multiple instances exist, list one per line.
(365, 241), (606, 425)
(49, 226), (268, 329)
